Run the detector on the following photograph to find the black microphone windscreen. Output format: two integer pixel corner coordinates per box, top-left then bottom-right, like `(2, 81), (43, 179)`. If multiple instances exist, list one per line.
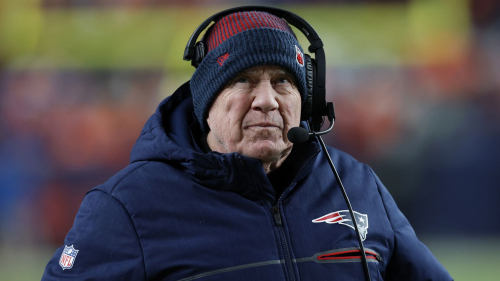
(287, 127), (310, 144)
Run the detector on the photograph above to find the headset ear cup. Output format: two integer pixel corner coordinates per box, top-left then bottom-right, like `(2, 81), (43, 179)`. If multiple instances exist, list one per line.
(301, 54), (314, 121)
(192, 41), (206, 68)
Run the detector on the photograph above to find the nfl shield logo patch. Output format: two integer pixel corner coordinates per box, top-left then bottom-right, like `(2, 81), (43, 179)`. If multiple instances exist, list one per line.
(59, 245), (79, 270)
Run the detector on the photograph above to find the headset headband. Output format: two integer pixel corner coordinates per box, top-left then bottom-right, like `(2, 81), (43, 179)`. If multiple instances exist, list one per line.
(184, 6), (323, 59)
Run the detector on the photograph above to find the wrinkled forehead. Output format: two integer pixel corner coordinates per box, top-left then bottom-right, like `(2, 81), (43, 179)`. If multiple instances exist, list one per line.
(237, 65), (295, 79)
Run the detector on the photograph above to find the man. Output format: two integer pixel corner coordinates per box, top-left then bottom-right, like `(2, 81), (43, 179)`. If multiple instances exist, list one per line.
(42, 9), (453, 280)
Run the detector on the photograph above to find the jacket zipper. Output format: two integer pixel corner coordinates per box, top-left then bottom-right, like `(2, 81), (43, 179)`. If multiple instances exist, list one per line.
(317, 248), (383, 262)
(236, 152), (318, 281)
(270, 203), (296, 281)
(268, 163), (311, 281)
(272, 205), (282, 226)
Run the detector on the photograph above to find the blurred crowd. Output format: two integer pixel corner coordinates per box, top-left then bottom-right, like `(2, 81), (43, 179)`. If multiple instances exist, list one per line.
(0, 69), (161, 246)
(0, 0), (499, 255)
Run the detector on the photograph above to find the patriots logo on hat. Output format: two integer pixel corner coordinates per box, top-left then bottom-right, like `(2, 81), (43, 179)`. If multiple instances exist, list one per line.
(312, 210), (369, 241)
(295, 45), (304, 67)
(59, 245), (79, 270)
(217, 53), (229, 66)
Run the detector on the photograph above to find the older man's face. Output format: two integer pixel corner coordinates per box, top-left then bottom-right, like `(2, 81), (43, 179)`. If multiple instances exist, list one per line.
(206, 65), (302, 169)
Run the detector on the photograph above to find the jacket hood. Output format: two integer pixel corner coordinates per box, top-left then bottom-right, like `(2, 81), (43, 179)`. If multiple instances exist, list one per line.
(130, 81), (320, 200)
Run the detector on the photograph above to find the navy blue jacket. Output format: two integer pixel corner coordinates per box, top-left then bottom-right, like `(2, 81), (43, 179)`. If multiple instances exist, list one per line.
(42, 82), (452, 280)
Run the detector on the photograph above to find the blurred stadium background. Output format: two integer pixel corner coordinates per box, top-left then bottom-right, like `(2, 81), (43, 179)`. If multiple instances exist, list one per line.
(1, 0), (499, 280)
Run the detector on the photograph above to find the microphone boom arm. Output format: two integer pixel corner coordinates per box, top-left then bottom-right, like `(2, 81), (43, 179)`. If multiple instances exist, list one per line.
(308, 102), (335, 136)
(308, 118), (334, 136)
(316, 135), (372, 281)
(305, 101), (372, 281)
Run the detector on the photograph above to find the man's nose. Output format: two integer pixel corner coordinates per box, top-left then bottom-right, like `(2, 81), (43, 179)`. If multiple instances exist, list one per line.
(251, 80), (279, 113)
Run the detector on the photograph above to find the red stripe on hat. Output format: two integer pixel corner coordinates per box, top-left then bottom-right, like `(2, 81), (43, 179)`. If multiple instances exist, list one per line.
(245, 12), (256, 29)
(264, 13), (275, 28)
(208, 32), (213, 51)
(240, 12), (251, 30)
(225, 16), (234, 36)
(232, 14), (242, 33)
(224, 16), (232, 36)
(208, 26), (217, 51)
(208, 28), (215, 51)
(211, 23), (218, 51)
(255, 12), (267, 28)
(250, 12), (261, 28)
(236, 12), (247, 31)
(264, 13), (274, 28)
(205, 11), (296, 53)
(261, 13), (271, 28)
(229, 14), (239, 35)
(217, 21), (224, 45)
(265, 13), (278, 29)
(213, 26), (219, 50)
(227, 17), (238, 35)
(221, 17), (230, 39)
(274, 17), (286, 31)
(275, 15), (286, 31)
(213, 22), (220, 43)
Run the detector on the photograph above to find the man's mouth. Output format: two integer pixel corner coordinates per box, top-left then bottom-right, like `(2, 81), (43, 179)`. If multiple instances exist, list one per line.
(246, 123), (281, 129)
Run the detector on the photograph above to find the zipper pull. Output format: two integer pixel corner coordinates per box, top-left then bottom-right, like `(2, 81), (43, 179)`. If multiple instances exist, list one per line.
(272, 205), (282, 226)
(375, 254), (383, 262)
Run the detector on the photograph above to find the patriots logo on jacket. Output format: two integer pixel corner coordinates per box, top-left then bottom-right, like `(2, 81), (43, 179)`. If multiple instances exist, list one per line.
(312, 210), (369, 241)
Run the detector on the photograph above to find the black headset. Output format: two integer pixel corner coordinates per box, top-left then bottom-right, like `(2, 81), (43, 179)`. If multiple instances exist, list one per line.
(183, 6), (335, 134)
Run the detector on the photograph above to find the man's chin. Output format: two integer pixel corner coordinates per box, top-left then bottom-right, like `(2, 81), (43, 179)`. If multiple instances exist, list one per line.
(240, 141), (290, 163)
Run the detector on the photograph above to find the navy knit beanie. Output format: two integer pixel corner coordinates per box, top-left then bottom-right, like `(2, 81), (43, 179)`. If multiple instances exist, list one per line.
(190, 11), (308, 133)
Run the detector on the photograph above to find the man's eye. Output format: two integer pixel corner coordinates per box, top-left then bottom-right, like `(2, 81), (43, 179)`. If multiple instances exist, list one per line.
(276, 77), (290, 84)
(236, 77), (249, 83)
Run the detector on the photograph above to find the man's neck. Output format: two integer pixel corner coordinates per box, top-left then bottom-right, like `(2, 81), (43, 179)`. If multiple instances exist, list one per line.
(261, 147), (293, 174)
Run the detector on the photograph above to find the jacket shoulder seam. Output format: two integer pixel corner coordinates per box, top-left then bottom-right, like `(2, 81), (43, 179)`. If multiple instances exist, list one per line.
(109, 161), (150, 194)
(87, 189), (148, 280)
